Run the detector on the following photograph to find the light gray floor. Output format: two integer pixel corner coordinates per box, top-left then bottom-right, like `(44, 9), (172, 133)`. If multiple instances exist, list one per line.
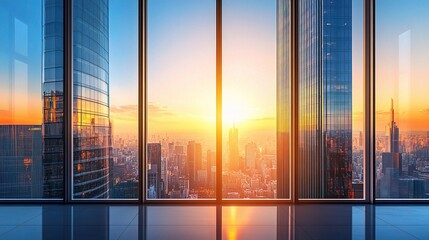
(0, 204), (427, 239)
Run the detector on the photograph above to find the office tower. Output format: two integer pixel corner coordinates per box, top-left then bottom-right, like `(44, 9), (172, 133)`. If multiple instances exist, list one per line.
(0, 125), (42, 198)
(207, 150), (215, 187)
(389, 99), (400, 155)
(187, 141), (202, 188)
(359, 131), (363, 149)
(168, 142), (174, 158)
(111, 179), (138, 198)
(245, 142), (257, 169)
(148, 143), (162, 198)
(228, 126), (239, 171)
(71, 0), (111, 199)
(42, 0), (65, 198)
(43, 0), (111, 198)
(381, 100), (402, 174)
(297, 0), (353, 198)
(379, 99), (403, 198)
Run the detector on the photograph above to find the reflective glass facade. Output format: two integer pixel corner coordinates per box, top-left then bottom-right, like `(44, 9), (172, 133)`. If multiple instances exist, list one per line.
(297, 0), (353, 199)
(72, 0), (111, 199)
(43, 0), (65, 198)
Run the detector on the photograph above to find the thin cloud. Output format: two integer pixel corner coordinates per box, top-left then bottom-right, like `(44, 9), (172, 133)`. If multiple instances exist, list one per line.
(148, 102), (174, 116)
(248, 117), (275, 122)
(110, 105), (138, 114)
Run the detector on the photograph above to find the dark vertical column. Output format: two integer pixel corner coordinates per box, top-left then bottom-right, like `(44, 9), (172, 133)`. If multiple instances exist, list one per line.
(216, 0), (222, 202)
(216, 205), (222, 240)
(64, 0), (72, 203)
(364, 0), (375, 203)
(138, 206), (146, 239)
(365, 205), (376, 240)
(140, 0), (147, 203)
(291, 0), (298, 202)
(277, 205), (292, 239)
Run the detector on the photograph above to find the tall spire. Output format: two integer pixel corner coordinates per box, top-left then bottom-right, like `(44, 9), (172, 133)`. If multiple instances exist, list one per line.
(390, 98), (394, 123)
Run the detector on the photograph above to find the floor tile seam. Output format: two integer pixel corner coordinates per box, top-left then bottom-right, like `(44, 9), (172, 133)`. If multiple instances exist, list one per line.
(379, 223), (422, 240)
(392, 225), (428, 240)
(0, 225), (21, 239)
(126, 213), (138, 226)
(115, 224), (131, 240)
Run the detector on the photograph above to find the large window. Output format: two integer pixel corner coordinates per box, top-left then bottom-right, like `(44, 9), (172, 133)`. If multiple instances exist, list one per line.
(222, 0), (287, 199)
(0, 0), (64, 199)
(71, 0), (139, 199)
(376, 0), (429, 200)
(146, 0), (216, 199)
(4, 0), (429, 203)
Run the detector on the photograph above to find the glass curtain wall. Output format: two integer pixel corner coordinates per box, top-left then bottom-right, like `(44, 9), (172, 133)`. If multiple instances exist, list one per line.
(376, 0), (429, 200)
(296, 0), (365, 200)
(71, 0), (139, 199)
(0, 0), (64, 199)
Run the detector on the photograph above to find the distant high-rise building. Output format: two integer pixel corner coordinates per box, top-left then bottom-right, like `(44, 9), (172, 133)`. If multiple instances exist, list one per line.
(245, 142), (257, 169)
(379, 99), (404, 198)
(206, 150), (215, 187)
(187, 141), (202, 188)
(359, 131), (363, 149)
(228, 126), (239, 171)
(382, 100), (402, 173)
(175, 146), (184, 155)
(296, 0), (353, 198)
(147, 143), (162, 198)
(0, 125), (42, 198)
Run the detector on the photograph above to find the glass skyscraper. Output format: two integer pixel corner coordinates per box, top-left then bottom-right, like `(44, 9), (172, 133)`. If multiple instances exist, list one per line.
(43, 0), (111, 199)
(72, 0), (111, 199)
(43, 0), (65, 198)
(297, 0), (353, 198)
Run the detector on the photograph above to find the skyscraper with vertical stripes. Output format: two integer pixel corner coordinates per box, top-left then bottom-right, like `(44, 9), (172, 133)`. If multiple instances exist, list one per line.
(297, 0), (353, 198)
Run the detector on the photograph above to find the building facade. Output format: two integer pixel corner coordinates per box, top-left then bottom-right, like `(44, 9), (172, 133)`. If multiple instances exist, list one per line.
(72, 0), (111, 199)
(0, 125), (42, 198)
(297, 0), (353, 198)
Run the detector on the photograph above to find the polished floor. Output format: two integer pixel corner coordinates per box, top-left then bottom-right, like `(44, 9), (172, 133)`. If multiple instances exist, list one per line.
(0, 204), (427, 239)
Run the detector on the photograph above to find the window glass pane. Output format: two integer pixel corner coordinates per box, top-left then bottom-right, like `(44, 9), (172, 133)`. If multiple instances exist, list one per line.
(297, 0), (364, 199)
(0, 0), (64, 199)
(147, 0), (216, 199)
(376, 0), (429, 199)
(223, 0), (286, 199)
(72, 0), (139, 199)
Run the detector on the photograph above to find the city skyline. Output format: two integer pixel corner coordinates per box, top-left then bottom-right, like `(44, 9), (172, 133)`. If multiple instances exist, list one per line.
(2, 0), (429, 201)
